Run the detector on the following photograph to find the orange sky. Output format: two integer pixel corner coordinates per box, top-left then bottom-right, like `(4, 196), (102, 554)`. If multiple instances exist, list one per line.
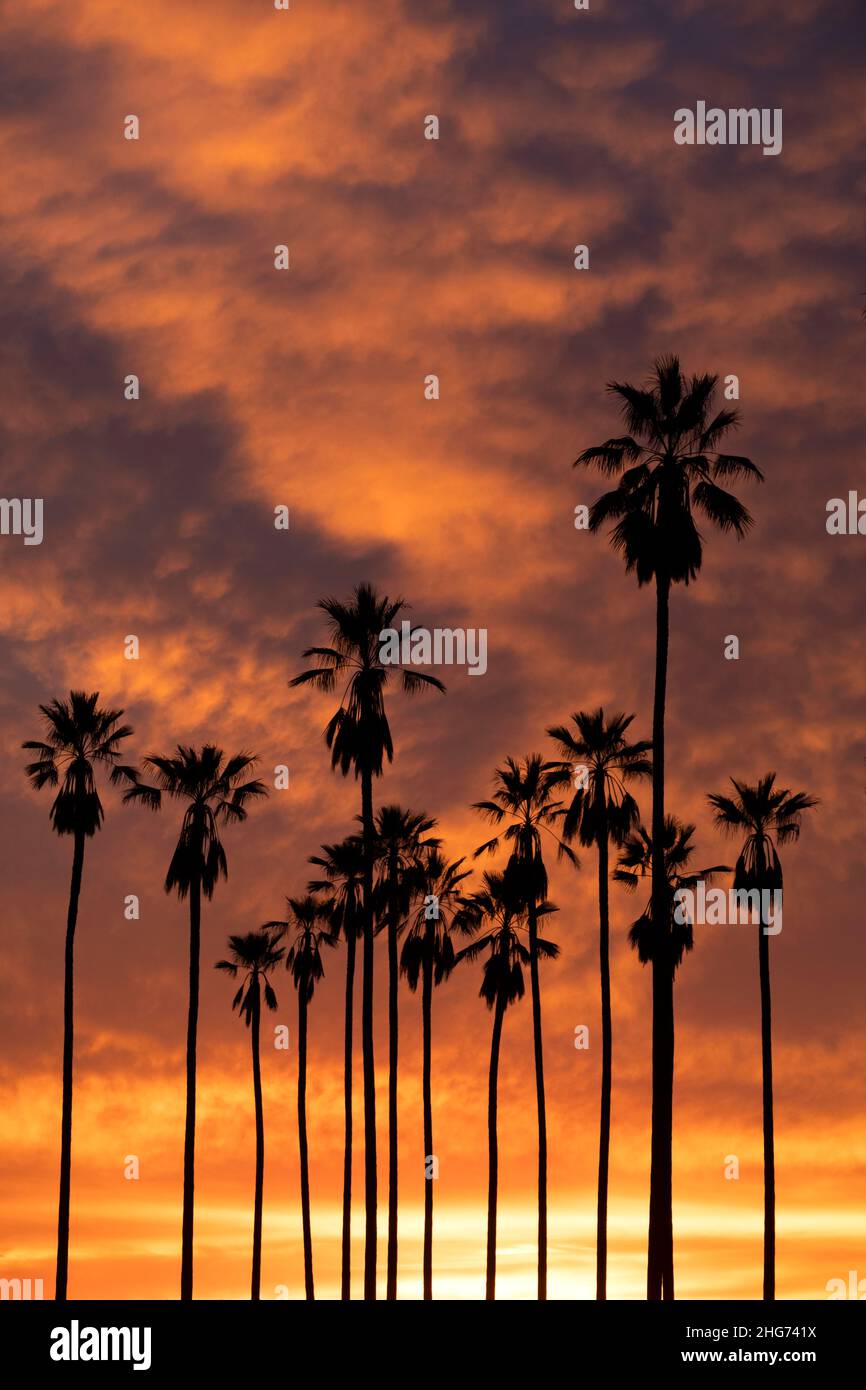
(1, 0), (866, 1300)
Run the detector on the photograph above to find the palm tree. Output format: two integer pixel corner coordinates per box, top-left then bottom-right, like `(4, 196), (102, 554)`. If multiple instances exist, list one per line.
(547, 709), (652, 1299)
(215, 928), (284, 1300)
(271, 895), (336, 1300)
(308, 835), (365, 1300)
(616, 815), (729, 1290)
(707, 775), (817, 1300)
(616, 815), (729, 971)
(22, 692), (134, 1301)
(457, 872), (558, 1299)
(400, 848), (476, 1299)
(290, 583), (445, 1298)
(122, 745), (267, 1299)
(473, 754), (575, 1299)
(576, 355), (762, 1298)
(371, 805), (440, 1298)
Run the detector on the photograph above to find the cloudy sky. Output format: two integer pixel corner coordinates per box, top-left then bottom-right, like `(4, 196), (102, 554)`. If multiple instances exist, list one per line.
(1, 0), (865, 1299)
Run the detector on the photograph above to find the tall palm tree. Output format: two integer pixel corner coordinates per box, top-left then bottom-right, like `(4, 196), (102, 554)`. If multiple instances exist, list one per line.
(290, 583), (445, 1298)
(372, 804), (439, 1298)
(707, 775), (817, 1301)
(215, 928), (284, 1300)
(308, 835), (365, 1300)
(457, 871), (558, 1300)
(122, 745), (267, 1299)
(617, 815), (728, 1291)
(271, 894), (336, 1301)
(400, 848), (476, 1299)
(547, 709), (652, 1299)
(576, 355), (762, 1298)
(23, 691), (134, 1301)
(473, 754), (574, 1299)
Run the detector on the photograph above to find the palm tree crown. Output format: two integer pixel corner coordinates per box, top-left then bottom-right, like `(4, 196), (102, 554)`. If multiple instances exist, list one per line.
(473, 754), (576, 896)
(401, 849), (476, 987)
(290, 583), (445, 777)
(459, 871), (559, 1004)
(273, 896), (336, 1000)
(707, 774), (818, 886)
(216, 928), (285, 1022)
(574, 354), (763, 585)
(548, 708), (652, 847)
(308, 836), (365, 941)
(122, 745), (267, 897)
(615, 816), (729, 972)
(23, 690), (134, 835)
(374, 805), (440, 924)
(375, 803), (439, 857)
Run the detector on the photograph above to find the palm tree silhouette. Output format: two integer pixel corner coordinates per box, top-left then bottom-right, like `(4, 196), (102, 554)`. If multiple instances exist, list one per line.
(616, 816), (729, 971)
(290, 584), (444, 1298)
(270, 895), (336, 1300)
(457, 871), (558, 1299)
(307, 835), (365, 1299)
(617, 815), (728, 1289)
(473, 754), (574, 1299)
(122, 745), (267, 1299)
(23, 691), (134, 1301)
(373, 805), (440, 1298)
(576, 355), (762, 1298)
(215, 928), (284, 1300)
(548, 709), (651, 1299)
(400, 847), (476, 1299)
(707, 775), (817, 1300)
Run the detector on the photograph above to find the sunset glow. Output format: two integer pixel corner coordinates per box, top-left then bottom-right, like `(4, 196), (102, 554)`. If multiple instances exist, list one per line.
(2, 0), (865, 1304)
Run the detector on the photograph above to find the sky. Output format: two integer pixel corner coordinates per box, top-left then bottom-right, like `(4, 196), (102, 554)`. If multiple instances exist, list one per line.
(1, 0), (865, 1300)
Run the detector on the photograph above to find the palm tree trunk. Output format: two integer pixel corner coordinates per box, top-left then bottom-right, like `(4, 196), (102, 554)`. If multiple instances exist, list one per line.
(251, 983), (264, 1301)
(648, 571), (674, 1301)
(341, 922), (356, 1300)
(596, 820), (611, 1300)
(55, 828), (85, 1302)
(486, 993), (506, 1300)
(360, 764), (378, 1300)
(527, 898), (548, 1300)
(386, 854), (399, 1299)
(759, 922), (775, 1300)
(180, 872), (201, 1301)
(422, 923), (434, 1300)
(298, 987), (314, 1299)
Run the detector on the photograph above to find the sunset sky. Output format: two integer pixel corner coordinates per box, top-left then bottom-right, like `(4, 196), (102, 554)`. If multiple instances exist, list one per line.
(2, 0), (865, 1300)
